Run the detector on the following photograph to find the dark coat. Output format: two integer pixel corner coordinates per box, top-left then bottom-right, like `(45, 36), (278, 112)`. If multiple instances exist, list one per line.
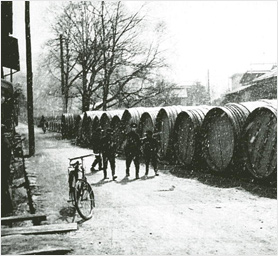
(125, 130), (141, 155)
(101, 135), (116, 156)
(142, 137), (159, 155)
(92, 132), (102, 153)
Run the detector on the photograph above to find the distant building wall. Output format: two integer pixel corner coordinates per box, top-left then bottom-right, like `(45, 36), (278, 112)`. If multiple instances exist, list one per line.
(222, 75), (277, 104)
(230, 73), (243, 91)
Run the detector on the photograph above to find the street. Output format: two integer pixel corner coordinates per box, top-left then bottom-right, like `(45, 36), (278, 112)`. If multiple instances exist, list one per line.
(5, 123), (277, 255)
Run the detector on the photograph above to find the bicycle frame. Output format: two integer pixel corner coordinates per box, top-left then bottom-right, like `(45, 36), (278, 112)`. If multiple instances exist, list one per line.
(67, 153), (95, 221)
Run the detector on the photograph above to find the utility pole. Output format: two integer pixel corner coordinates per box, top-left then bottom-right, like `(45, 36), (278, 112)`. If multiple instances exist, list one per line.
(25, 1), (35, 156)
(60, 34), (66, 113)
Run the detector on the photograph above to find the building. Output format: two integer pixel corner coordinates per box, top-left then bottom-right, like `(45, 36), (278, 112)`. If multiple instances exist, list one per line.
(171, 83), (210, 106)
(222, 66), (277, 103)
(171, 85), (190, 105)
(1, 1), (20, 78)
(229, 73), (244, 91)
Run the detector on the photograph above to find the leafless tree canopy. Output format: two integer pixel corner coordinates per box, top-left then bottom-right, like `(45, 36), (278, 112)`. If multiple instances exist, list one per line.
(42, 1), (175, 112)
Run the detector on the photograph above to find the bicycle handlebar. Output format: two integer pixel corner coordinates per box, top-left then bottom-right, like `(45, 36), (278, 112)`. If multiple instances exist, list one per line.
(69, 154), (94, 161)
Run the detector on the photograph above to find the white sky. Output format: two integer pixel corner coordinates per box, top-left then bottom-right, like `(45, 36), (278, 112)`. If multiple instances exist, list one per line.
(11, 1), (277, 99)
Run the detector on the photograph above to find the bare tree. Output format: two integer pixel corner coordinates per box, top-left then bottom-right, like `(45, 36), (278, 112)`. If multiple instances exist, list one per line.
(97, 1), (166, 110)
(187, 81), (210, 106)
(137, 79), (178, 108)
(43, 1), (168, 112)
(42, 3), (85, 113)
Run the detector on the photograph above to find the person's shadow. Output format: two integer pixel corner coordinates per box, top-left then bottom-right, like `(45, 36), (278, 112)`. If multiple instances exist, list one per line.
(117, 175), (155, 185)
(91, 174), (156, 186)
(91, 178), (113, 187)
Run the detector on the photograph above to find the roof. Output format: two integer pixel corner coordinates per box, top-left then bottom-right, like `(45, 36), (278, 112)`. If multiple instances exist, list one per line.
(230, 73), (244, 79)
(225, 68), (277, 96)
(239, 70), (267, 85)
(172, 86), (188, 97)
(252, 67), (277, 82)
(225, 84), (253, 95)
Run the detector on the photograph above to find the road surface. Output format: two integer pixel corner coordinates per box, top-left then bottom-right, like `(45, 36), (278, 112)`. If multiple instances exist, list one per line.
(3, 123), (276, 255)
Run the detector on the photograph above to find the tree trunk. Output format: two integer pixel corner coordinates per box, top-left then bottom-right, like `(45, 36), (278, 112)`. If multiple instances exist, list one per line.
(82, 92), (90, 112)
(62, 96), (67, 113)
(102, 81), (108, 111)
(82, 68), (89, 112)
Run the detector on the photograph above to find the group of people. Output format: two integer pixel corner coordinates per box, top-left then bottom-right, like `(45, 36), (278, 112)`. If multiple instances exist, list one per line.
(90, 123), (159, 180)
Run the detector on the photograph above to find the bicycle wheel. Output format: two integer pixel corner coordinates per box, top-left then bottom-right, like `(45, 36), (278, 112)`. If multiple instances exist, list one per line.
(74, 179), (95, 220)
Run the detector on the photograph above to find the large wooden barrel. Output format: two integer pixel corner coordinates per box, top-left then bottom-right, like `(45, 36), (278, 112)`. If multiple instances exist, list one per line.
(85, 111), (103, 146)
(61, 113), (78, 139)
(75, 114), (84, 141)
(100, 110), (124, 132)
(92, 115), (101, 133)
(48, 116), (61, 133)
(117, 107), (150, 153)
(76, 113), (85, 145)
(240, 101), (277, 179)
(80, 111), (102, 146)
(138, 107), (161, 137)
(111, 115), (122, 151)
(121, 107), (148, 132)
(173, 106), (212, 167)
(100, 112), (113, 132)
(201, 101), (274, 173)
(120, 107), (148, 141)
(155, 106), (191, 161)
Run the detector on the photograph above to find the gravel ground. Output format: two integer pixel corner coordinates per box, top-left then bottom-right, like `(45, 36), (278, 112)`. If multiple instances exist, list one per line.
(2, 123), (276, 255)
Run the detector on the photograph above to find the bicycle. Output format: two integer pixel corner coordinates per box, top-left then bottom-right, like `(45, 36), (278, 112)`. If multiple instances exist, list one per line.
(68, 154), (95, 220)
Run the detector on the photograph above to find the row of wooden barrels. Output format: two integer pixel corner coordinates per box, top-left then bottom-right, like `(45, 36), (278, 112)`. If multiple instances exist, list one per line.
(45, 116), (62, 133)
(48, 100), (277, 181)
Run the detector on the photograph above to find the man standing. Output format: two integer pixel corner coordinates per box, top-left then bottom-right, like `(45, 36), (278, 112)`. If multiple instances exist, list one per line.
(101, 128), (117, 180)
(90, 128), (103, 172)
(124, 123), (141, 179)
(142, 130), (159, 176)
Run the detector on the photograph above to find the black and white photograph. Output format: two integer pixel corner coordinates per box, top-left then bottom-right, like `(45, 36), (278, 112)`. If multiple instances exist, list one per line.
(1, 1), (277, 255)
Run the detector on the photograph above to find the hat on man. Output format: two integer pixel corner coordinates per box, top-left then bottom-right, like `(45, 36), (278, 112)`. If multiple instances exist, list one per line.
(130, 123), (137, 128)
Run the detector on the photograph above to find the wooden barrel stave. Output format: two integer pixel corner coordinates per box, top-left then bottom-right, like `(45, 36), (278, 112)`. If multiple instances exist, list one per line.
(175, 115), (195, 165)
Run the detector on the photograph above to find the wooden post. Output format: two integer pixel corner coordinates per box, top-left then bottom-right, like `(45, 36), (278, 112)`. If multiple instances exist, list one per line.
(25, 1), (35, 156)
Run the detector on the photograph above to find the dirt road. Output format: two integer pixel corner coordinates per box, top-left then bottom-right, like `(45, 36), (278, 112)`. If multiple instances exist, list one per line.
(5, 123), (277, 255)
